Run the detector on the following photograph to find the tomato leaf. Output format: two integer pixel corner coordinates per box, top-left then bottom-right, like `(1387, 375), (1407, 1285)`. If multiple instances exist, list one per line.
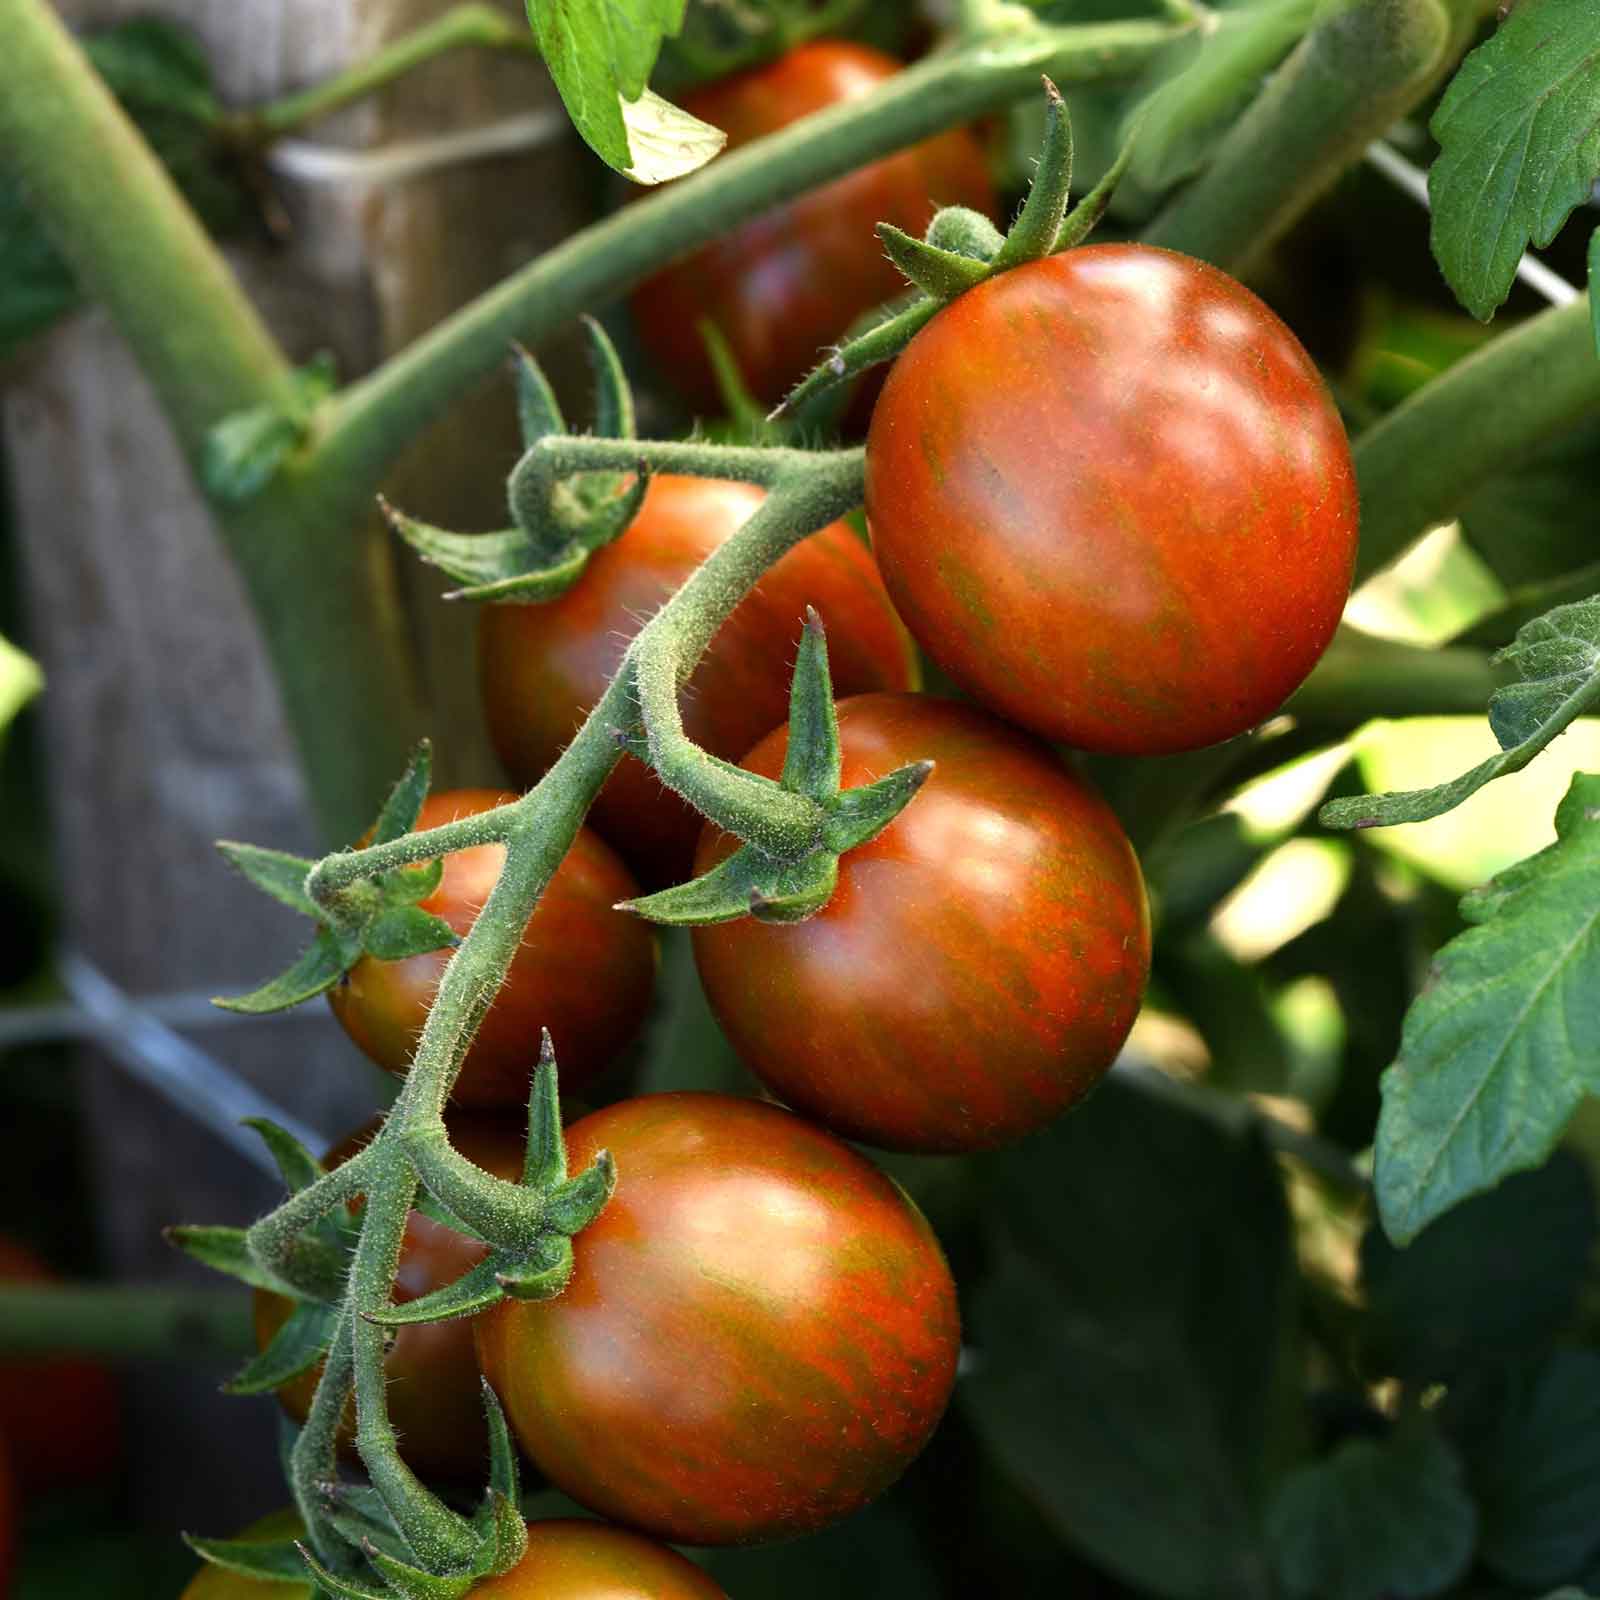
(1452, 1349), (1600, 1586)
(1360, 1151), (1596, 1378)
(215, 841), (319, 918)
(202, 353), (336, 504)
(1428, 0), (1600, 321)
(964, 1074), (1295, 1599)
(223, 1299), (337, 1395)
(183, 1532), (311, 1584)
(212, 927), (350, 1014)
(1265, 1422), (1478, 1600)
(1321, 596), (1600, 829)
(362, 906), (458, 963)
(1372, 773), (1600, 1244)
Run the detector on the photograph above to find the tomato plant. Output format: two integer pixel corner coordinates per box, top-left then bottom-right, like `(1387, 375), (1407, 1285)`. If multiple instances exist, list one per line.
(252, 1111), (526, 1481)
(628, 39), (996, 410)
(327, 789), (656, 1104)
(478, 475), (916, 886)
(864, 244), (1360, 755)
(0, 1234), (121, 1493)
(475, 1093), (961, 1546)
(692, 692), (1150, 1151)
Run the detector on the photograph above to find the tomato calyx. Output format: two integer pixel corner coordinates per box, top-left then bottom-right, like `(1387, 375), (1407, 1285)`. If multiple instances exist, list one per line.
(384, 319), (647, 604)
(620, 608), (932, 926)
(212, 742), (459, 1017)
(775, 76), (1135, 421)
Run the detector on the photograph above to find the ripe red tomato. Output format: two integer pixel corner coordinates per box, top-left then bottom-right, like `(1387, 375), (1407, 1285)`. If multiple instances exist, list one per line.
(864, 245), (1359, 755)
(0, 1235), (122, 1493)
(327, 789), (656, 1105)
(179, 1516), (724, 1598)
(629, 39), (997, 411)
(253, 1112), (525, 1481)
(475, 1093), (960, 1546)
(478, 476), (916, 887)
(692, 693), (1150, 1151)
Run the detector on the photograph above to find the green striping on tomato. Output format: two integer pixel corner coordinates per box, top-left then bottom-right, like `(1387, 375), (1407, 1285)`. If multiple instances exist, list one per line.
(693, 693), (1150, 1152)
(478, 476), (917, 888)
(0, 1234), (122, 1493)
(628, 39), (996, 412)
(179, 1515), (725, 1598)
(474, 1093), (960, 1547)
(328, 789), (656, 1105)
(864, 245), (1359, 755)
(253, 1112), (525, 1481)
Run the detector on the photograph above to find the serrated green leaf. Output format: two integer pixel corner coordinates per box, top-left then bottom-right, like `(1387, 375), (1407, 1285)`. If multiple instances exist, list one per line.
(224, 1300), (337, 1395)
(618, 85), (725, 185)
(166, 1225), (299, 1295)
(1455, 1349), (1600, 1586)
(877, 223), (990, 301)
(363, 1258), (505, 1327)
(1322, 596), (1600, 830)
(362, 906), (457, 963)
(243, 1118), (325, 1194)
(1266, 1423), (1477, 1600)
(216, 841), (319, 917)
(1360, 1151), (1596, 1377)
(213, 928), (349, 1014)
(371, 741), (432, 846)
(183, 1532), (311, 1586)
(1373, 772), (1600, 1243)
(1429, 0), (1600, 321)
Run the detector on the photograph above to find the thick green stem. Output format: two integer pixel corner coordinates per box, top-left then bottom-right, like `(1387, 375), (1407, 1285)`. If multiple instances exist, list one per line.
(310, 15), (1186, 500)
(1286, 628), (1499, 727)
(237, 2), (531, 141)
(1354, 298), (1600, 584)
(289, 1301), (356, 1565)
(0, 1286), (253, 1358)
(1143, 0), (1452, 271)
(0, 0), (423, 840)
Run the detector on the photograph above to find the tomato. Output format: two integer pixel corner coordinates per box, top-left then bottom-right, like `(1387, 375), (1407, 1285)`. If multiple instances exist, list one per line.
(179, 1515), (724, 1598)
(253, 1112), (525, 1481)
(0, 1235), (122, 1493)
(328, 790), (656, 1105)
(478, 477), (916, 887)
(692, 693), (1150, 1151)
(863, 245), (1359, 755)
(475, 1094), (960, 1546)
(629, 40), (997, 411)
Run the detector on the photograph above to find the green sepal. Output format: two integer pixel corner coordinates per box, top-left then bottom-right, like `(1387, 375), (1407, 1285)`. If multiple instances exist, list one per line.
(621, 841), (822, 926)
(202, 352), (336, 505)
(698, 319), (783, 444)
(183, 1532), (311, 1585)
(212, 927), (351, 1014)
(877, 223), (990, 300)
(411, 1192), (487, 1241)
(165, 1225), (301, 1296)
(372, 742), (432, 845)
(363, 906), (458, 963)
(771, 296), (937, 422)
(495, 1234), (576, 1301)
(360, 1545), (475, 1600)
(824, 761), (935, 853)
(924, 206), (1004, 262)
(381, 511), (564, 598)
(392, 857), (445, 906)
(476, 1491), (527, 1579)
(512, 342), (565, 448)
(294, 1546), (393, 1600)
(361, 1258), (507, 1327)
(544, 1153), (617, 1237)
(1052, 117), (1141, 257)
(780, 608), (842, 802)
(319, 1505), (412, 1571)
(223, 1299), (337, 1395)
(582, 316), (635, 441)
(748, 851), (838, 925)
(523, 1037), (568, 1189)
(242, 1117), (325, 1194)
(480, 1382), (521, 1508)
(991, 77), (1072, 272)
(216, 841), (318, 917)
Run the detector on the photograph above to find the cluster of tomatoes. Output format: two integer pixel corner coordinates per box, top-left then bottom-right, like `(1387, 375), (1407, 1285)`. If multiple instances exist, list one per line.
(221, 35), (1358, 1599)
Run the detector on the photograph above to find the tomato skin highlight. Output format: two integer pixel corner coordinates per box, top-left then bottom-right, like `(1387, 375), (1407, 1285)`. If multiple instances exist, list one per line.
(475, 1093), (961, 1547)
(327, 789), (656, 1105)
(178, 1515), (725, 1598)
(478, 476), (917, 887)
(252, 1112), (526, 1481)
(864, 245), (1359, 755)
(628, 39), (997, 411)
(0, 1235), (122, 1494)
(692, 693), (1150, 1152)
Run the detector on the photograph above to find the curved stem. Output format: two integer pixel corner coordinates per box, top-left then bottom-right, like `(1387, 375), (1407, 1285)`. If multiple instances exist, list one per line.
(308, 15), (1187, 502)
(306, 803), (519, 906)
(289, 1300), (356, 1564)
(245, 1147), (377, 1286)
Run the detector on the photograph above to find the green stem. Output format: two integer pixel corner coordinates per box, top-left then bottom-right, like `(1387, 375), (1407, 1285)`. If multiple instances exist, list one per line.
(1354, 298), (1600, 584)
(1286, 628), (1498, 727)
(0, 0), (423, 840)
(309, 15), (1187, 501)
(1143, 0), (1452, 271)
(236, 2), (532, 142)
(0, 1286), (253, 1358)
